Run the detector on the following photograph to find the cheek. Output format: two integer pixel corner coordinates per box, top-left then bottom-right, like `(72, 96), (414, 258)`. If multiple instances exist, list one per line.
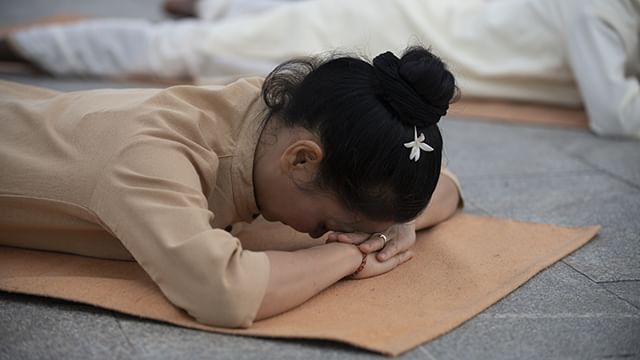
(266, 188), (324, 234)
(286, 208), (320, 233)
(290, 191), (321, 230)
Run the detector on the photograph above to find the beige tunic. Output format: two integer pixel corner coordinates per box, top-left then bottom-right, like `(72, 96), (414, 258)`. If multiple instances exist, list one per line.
(0, 78), (465, 328)
(0, 78), (270, 328)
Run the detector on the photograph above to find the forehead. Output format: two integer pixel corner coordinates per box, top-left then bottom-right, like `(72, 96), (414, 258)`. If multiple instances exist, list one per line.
(318, 193), (394, 233)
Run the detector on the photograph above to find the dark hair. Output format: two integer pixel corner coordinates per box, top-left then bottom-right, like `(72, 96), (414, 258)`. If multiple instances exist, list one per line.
(261, 46), (458, 223)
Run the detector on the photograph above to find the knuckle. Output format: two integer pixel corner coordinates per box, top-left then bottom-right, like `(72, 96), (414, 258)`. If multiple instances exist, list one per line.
(390, 240), (399, 252)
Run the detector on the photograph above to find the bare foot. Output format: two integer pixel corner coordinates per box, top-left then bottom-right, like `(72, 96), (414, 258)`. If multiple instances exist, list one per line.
(0, 37), (25, 63)
(163, 0), (197, 17)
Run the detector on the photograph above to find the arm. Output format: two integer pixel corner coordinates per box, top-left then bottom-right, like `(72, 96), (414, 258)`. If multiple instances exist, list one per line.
(257, 242), (361, 320)
(327, 169), (463, 261)
(561, 1), (640, 137)
(414, 171), (462, 230)
(257, 240), (413, 320)
(96, 140), (410, 327)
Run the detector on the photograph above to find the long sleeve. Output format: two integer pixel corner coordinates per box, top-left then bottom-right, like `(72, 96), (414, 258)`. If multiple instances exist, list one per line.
(559, 0), (640, 138)
(90, 132), (270, 328)
(0, 75), (269, 327)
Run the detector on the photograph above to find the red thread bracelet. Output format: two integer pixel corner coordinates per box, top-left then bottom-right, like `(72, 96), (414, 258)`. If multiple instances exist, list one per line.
(349, 249), (368, 278)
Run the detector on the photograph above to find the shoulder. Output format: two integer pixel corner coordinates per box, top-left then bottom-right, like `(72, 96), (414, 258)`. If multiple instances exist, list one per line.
(94, 137), (220, 201)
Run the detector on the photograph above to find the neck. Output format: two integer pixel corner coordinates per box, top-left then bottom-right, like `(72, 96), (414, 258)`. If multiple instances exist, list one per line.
(252, 120), (320, 220)
(253, 119), (285, 217)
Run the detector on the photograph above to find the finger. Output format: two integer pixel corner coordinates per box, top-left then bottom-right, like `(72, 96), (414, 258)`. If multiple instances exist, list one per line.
(358, 235), (387, 253)
(326, 232), (339, 242)
(336, 232), (370, 245)
(376, 239), (400, 261)
(376, 250), (413, 273)
(389, 250), (414, 269)
(351, 251), (413, 279)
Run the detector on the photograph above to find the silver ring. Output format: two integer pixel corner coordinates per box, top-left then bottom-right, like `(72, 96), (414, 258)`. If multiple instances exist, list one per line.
(374, 232), (388, 245)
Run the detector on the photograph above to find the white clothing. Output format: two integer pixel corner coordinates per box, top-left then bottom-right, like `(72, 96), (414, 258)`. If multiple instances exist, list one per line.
(195, 0), (301, 21)
(11, 0), (640, 137)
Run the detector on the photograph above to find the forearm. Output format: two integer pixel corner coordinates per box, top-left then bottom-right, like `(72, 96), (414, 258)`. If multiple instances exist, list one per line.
(415, 173), (460, 230)
(256, 242), (361, 320)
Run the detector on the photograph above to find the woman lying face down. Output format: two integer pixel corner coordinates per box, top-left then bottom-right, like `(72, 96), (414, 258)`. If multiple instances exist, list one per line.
(252, 46), (461, 319)
(0, 46), (461, 328)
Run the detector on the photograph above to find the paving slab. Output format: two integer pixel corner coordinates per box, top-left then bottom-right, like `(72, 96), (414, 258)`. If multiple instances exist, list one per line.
(1, 291), (416, 360)
(513, 125), (640, 189)
(420, 261), (640, 360)
(421, 315), (639, 360)
(0, 292), (133, 360)
(457, 170), (640, 282)
(564, 227), (640, 283)
(439, 119), (594, 179)
(480, 262), (639, 316)
(602, 281), (640, 309)
(116, 315), (425, 360)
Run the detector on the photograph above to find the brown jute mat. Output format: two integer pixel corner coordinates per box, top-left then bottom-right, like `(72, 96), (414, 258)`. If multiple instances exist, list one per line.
(0, 213), (599, 356)
(449, 98), (589, 129)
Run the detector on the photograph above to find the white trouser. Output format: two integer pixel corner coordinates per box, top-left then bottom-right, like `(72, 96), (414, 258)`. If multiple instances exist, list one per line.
(11, 0), (640, 137)
(195, 0), (302, 20)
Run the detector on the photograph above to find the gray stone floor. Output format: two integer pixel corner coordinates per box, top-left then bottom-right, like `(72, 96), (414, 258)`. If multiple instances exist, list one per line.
(1, 1), (639, 359)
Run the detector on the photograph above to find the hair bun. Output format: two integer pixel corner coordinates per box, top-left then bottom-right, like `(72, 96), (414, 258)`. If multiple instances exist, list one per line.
(372, 48), (457, 128)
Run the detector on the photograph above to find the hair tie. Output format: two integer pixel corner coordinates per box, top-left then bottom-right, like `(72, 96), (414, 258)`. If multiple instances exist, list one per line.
(372, 52), (447, 128)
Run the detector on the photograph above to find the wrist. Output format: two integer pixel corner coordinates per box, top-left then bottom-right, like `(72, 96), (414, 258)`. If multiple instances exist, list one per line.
(349, 251), (368, 279)
(326, 242), (364, 276)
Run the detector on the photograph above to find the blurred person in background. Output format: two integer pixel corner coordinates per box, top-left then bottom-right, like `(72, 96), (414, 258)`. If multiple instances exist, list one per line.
(1, 0), (638, 138)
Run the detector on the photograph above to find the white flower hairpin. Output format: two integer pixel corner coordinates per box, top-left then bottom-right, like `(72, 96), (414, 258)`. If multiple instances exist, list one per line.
(403, 126), (434, 162)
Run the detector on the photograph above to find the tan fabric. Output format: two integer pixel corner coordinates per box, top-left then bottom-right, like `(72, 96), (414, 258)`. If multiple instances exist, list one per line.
(0, 214), (600, 356)
(0, 78), (465, 329)
(0, 78), (270, 328)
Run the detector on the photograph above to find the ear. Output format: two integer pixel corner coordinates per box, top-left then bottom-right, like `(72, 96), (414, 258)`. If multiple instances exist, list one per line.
(280, 139), (324, 182)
